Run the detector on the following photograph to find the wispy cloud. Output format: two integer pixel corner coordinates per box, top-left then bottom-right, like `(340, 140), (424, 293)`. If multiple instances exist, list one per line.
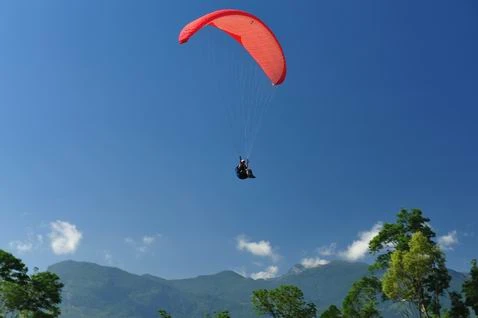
(49, 221), (83, 255)
(438, 231), (458, 251)
(251, 266), (279, 280)
(104, 251), (113, 265)
(236, 235), (280, 262)
(9, 241), (33, 253)
(339, 223), (382, 261)
(125, 237), (134, 244)
(233, 266), (248, 278)
(143, 235), (158, 245)
(9, 234), (43, 254)
(318, 243), (337, 256)
(301, 257), (329, 268)
(125, 234), (161, 254)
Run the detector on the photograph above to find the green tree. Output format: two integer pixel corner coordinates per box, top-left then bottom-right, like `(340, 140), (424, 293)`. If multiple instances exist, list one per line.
(382, 232), (443, 318)
(369, 209), (435, 271)
(0, 280), (29, 313)
(0, 250), (63, 318)
(203, 311), (232, 318)
(320, 305), (342, 318)
(463, 259), (478, 315)
(213, 311), (231, 318)
(342, 276), (382, 318)
(160, 309), (230, 318)
(0, 250), (29, 283)
(368, 209), (450, 317)
(23, 271), (63, 317)
(443, 291), (469, 318)
(158, 309), (172, 318)
(425, 252), (449, 316)
(252, 285), (317, 318)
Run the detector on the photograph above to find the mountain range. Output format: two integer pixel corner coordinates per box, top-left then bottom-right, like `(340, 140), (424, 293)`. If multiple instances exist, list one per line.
(48, 260), (468, 318)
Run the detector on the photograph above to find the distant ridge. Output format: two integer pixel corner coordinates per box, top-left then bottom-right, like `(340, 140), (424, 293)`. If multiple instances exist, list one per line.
(48, 260), (468, 318)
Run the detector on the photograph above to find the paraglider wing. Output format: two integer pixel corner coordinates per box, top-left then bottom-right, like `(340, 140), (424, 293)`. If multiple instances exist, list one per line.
(179, 9), (286, 85)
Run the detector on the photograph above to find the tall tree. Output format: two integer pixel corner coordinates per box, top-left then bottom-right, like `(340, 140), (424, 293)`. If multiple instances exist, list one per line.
(368, 209), (450, 317)
(252, 285), (317, 318)
(425, 252), (449, 316)
(369, 209), (435, 271)
(463, 259), (478, 315)
(342, 276), (382, 318)
(382, 232), (444, 318)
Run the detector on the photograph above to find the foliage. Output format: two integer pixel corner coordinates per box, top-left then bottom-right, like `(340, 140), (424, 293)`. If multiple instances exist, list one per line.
(159, 309), (231, 318)
(425, 251), (450, 316)
(0, 250), (29, 284)
(463, 259), (478, 315)
(252, 285), (317, 318)
(203, 310), (231, 318)
(342, 276), (382, 318)
(158, 309), (173, 318)
(213, 311), (231, 318)
(0, 250), (64, 318)
(369, 209), (435, 271)
(320, 305), (342, 318)
(443, 291), (469, 318)
(382, 232), (446, 317)
(368, 209), (451, 317)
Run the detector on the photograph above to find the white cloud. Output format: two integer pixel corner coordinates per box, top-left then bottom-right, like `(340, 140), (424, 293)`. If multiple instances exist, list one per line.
(237, 236), (272, 256)
(236, 235), (280, 261)
(9, 241), (33, 253)
(251, 266), (279, 280)
(318, 243), (337, 256)
(339, 223), (382, 261)
(438, 231), (458, 251)
(301, 257), (330, 268)
(49, 221), (83, 255)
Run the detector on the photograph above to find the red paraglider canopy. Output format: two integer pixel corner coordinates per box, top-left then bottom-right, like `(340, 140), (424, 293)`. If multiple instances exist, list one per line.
(179, 9), (287, 85)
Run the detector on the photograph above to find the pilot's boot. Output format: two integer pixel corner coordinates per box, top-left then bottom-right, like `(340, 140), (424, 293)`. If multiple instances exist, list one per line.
(247, 169), (256, 178)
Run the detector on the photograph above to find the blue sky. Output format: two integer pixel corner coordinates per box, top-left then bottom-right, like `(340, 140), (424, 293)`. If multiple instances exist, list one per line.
(1, 0), (477, 279)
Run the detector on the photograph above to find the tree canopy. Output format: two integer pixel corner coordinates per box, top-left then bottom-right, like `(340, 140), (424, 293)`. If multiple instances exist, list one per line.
(0, 249), (64, 318)
(463, 259), (478, 315)
(252, 285), (317, 318)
